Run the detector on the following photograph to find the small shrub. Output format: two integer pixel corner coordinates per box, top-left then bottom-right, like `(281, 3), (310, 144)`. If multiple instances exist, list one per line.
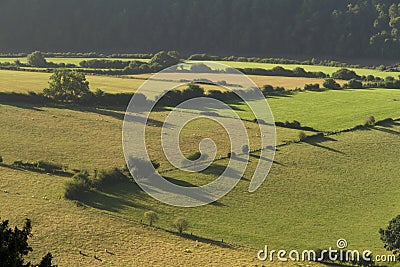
(332, 68), (360, 80)
(144, 211), (159, 227)
(323, 78), (341, 90)
(298, 131), (307, 141)
(227, 152), (236, 159)
(284, 120), (301, 129)
(35, 160), (63, 173)
(186, 151), (202, 161)
(64, 179), (90, 200)
(304, 83), (320, 91)
(0, 155), (3, 163)
(92, 168), (128, 189)
(365, 116), (376, 127)
(72, 171), (91, 185)
(379, 214), (400, 261)
(173, 217), (189, 235)
(344, 79), (363, 89)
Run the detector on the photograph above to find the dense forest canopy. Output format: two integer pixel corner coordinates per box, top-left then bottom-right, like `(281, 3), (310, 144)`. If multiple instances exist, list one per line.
(1, 0), (400, 59)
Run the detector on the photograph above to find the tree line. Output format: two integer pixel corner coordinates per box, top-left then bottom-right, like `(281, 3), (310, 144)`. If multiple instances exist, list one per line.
(1, 0), (400, 59)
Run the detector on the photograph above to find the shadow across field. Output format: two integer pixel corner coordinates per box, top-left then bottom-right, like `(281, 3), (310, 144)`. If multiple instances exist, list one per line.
(78, 181), (149, 213)
(164, 229), (234, 249)
(304, 135), (345, 154)
(249, 153), (286, 166)
(154, 175), (226, 207)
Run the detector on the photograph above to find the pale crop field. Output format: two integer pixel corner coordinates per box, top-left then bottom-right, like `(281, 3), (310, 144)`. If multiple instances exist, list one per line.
(0, 57), (149, 65)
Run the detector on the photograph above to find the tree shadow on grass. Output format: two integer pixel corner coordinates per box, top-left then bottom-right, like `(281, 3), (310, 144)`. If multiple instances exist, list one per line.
(304, 135), (345, 154)
(71, 106), (173, 127)
(0, 102), (45, 111)
(164, 229), (234, 249)
(78, 181), (149, 213)
(249, 153), (286, 166)
(200, 163), (249, 182)
(3, 101), (173, 127)
(373, 126), (400, 136)
(160, 175), (226, 207)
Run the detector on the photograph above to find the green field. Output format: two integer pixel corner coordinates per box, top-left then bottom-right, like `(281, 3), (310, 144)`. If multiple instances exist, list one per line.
(3, 113), (398, 264)
(234, 89), (400, 131)
(80, 122), (400, 252)
(0, 167), (269, 266)
(0, 103), (311, 171)
(171, 89), (400, 131)
(214, 60), (400, 79)
(1, 63), (400, 266)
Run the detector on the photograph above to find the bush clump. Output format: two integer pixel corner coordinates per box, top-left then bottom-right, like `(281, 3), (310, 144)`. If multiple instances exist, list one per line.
(332, 68), (360, 80)
(323, 78), (341, 90)
(35, 160), (64, 173)
(64, 172), (91, 200)
(344, 79), (363, 89)
(227, 152), (236, 159)
(304, 83), (320, 91)
(92, 168), (128, 189)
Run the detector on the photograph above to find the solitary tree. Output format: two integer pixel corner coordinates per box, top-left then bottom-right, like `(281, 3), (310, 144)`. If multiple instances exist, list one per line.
(144, 211), (159, 227)
(173, 217), (189, 235)
(27, 51), (47, 67)
(43, 69), (90, 103)
(298, 131), (307, 141)
(365, 115), (376, 126)
(379, 215), (400, 261)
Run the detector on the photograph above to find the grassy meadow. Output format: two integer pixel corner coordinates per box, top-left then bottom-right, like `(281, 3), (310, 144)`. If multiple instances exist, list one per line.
(74, 122), (400, 252)
(0, 168), (268, 267)
(216, 60), (400, 79)
(2, 117), (398, 265)
(0, 103), (312, 171)
(234, 89), (400, 131)
(1, 60), (399, 266)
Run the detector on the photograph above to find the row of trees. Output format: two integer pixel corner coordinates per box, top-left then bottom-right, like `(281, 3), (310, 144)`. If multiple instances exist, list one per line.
(144, 211), (189, 235)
